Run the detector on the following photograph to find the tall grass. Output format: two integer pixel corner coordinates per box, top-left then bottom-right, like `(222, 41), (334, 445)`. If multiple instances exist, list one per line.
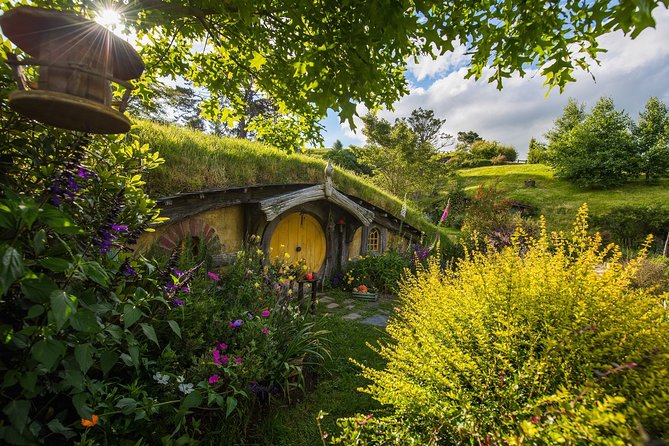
(132, 121), (437, 234)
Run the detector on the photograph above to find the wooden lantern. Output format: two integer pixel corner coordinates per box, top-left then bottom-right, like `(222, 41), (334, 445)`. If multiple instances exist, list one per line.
(0, 6), (144, 134)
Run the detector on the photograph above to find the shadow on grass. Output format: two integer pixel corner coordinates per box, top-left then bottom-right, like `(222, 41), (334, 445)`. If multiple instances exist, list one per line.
(252, 316), (388, 446)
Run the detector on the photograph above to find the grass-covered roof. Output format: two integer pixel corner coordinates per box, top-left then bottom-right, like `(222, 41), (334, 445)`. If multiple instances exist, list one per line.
(134, 121), (437, 234)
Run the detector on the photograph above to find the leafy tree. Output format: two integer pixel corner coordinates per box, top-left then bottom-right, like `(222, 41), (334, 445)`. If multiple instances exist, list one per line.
(3, 0), (665, 150)
(550, 97), (638, 188)
(405, 108), (451, 151)
(469, 140), (517, 162)
(360, 112), (451, 199)
(527, 137), (549, 164)
(323, 145), (372, 176)
(455, 131), (483, 151)
(634, 96), (669, 180)
(332, 139), (344, 150)
(545, 98), (586, 150)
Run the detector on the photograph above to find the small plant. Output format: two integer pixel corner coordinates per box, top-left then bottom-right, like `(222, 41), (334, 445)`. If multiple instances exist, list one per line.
(343, 251), (409, 294)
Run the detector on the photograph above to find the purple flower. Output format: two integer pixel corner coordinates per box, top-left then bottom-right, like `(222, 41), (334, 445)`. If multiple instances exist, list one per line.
(262, 326), (269, 335)
(261, 310), (271, 318)
(172, 269), (184, 277)
(208, 374), (220, 384)
(220, 355), (229, 365)
(120, 261), (137, 278)
(77, 167), (96, 179)
(212, 349), (221, 364)
(228, 319), (243, 328)
(247, 312), (254, 319)
(171, 299), (184, 307)
(208, 271), (221, 281)
(111, 224), (128, 233)
(233, 357), (243, 364)
(217, 342), (228, 351)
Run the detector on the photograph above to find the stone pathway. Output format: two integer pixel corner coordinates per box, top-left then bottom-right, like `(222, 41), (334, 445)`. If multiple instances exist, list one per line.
(315, 292), (393, 328)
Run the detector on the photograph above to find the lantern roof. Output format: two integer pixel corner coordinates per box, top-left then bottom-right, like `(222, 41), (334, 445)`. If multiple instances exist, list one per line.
(0, 6), (144, 80)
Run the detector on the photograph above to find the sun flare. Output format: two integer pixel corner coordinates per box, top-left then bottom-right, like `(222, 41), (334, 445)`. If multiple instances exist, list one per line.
(95, 8), (121, 30)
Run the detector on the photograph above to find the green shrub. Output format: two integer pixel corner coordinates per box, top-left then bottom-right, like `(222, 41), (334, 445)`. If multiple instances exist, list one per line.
(591, 205), (669, 253)
(331, 205), (669, 444)
(343, 251), (410, 294)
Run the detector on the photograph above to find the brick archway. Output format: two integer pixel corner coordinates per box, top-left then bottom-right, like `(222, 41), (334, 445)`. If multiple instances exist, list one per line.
(158, 218), (218, 250)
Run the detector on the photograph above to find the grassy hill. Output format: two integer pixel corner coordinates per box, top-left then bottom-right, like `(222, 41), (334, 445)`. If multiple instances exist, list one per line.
(459, 164), (669, 230)
(133, 121), (437, 234)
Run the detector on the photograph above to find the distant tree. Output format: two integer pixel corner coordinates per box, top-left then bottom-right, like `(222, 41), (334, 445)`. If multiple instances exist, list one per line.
(527, 137), (549, 164)
(634, 97), (669, 180)
(470, 140), (517, 162)
(406, 108), (452, 151)
(324, 144), (372, 176)
(550, 97), (638, 188)
(545, 98), (586, 158)
(360, 112), (452, 199)
(456, 131), (483, 151)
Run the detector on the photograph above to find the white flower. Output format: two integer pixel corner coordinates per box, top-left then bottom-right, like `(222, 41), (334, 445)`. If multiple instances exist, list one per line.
(178, 383), (194, 395)
(153, 372), (169, 385)
(176, 375), (185, 383)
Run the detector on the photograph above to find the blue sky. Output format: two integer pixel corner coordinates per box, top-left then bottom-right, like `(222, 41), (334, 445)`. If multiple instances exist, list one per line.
(321, 8), (669, 158)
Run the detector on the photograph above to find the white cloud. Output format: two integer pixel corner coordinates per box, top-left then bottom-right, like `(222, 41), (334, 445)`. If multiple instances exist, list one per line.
(324, 8), (669, 154)
(407, 43), (469, 81)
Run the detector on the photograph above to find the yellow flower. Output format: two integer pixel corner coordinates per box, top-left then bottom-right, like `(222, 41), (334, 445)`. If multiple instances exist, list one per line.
(302, 265), (308, 270)
(284, 252), (290, 258)
(288, 275), (295, 281)
(287, 289), (293, 295)
(254, 282), (260, 288)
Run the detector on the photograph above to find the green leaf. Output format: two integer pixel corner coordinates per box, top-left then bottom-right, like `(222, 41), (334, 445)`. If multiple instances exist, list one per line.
(140, 323), (159, 347)
(225, 396), (237, 417)
(74, 344), (95, 374)
(49, 290), (77, 330)
(37, 257), (71, 273)
(31, 339), (66, 370)
(26, 305), (44, 319)
(167, 320), (181, 339)
(80, 261), (110, 287)
(32, 229), (47, 255)
(181, 390), (202, 410)
(0, 246), (25, 296)
(2, 399), (30, 433)
(40, 207), (81, 234)
(100, 350), (118, 376)
(19, 372), (37, 394)
(70, 309), (99, 333)
(20, 275), (59, 303)
(47, 419), (75, 439)
(18, 203), (39, 228)
(115, 398), (137, 415)
(123, 304), (142, 329)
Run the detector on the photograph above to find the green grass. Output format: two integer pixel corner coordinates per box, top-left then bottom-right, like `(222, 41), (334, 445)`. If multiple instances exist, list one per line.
(458, 164), (669, 230)
(253, 311), (388, 446)
(133, 121), (437, 234)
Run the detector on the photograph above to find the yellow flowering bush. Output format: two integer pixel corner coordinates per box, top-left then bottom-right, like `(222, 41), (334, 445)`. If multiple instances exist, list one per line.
(331, 205), (669, 444)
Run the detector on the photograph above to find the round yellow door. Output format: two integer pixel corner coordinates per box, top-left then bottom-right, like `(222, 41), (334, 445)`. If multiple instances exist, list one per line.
(269, 213), (326, 272)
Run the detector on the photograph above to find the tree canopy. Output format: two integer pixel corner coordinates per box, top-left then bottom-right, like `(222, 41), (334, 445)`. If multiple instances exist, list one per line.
(2, 0), (668, 149)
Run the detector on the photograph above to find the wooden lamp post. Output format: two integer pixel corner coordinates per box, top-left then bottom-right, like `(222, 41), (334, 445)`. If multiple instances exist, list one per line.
(0, 6), (144, 134)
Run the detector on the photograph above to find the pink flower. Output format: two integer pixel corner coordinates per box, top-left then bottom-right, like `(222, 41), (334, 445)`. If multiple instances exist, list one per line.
(217, 342), (228, 351)
(261, 310), (271, 317)
(208, 271), (221, 281)
(212, 348), (222, 365)
(208, 374), (220, 384)
(262, 326), (270, 335)
(220, 355), (229, 365)
(233, 357), (243, 364)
